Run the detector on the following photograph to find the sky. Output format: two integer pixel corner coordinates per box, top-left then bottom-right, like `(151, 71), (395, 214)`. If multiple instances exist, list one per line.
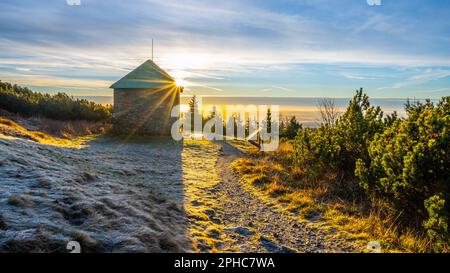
(0, 0), (449, 99)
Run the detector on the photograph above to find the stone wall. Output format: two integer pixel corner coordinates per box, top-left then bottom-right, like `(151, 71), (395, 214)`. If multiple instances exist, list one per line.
(113, 88), (180, 136)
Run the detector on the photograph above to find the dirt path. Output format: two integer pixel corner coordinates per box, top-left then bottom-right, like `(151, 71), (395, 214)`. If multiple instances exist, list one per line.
(211, 142), (358, 253)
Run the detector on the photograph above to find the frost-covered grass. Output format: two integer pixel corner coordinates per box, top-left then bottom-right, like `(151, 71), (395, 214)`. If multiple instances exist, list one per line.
(0, 130), (194, 253)
(0, 113), (248, 253)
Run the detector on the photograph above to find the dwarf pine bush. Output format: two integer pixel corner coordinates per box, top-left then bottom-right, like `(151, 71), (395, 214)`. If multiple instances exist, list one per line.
(423, 195), (448, 251)
(280, 116), (302, 140)
(356, 97), (449, 247)
(293, 89), (390, 180)
(293, 89), (449, 250)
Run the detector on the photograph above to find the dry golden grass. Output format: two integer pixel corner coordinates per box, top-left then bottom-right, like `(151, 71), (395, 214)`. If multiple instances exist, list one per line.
(231, 143), (435, 253)
(227, 139), (259, 154)
(0, 116), (94, 148)
(0, 109), (111, 138)
(0, 117), (16, 127)
(34, 118), (111, 138)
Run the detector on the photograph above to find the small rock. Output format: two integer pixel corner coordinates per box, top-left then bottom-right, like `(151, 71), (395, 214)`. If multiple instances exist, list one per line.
(204, 209), (215, 217)
(307, 214), (322, 222)
(259, 236), (280, 252)
(204, 209), (221, 224)
(227, 227), (256, 236)
(210, 217), (221, 224)
(36, 177), (52, 188)
(191, 200), (203, 206)
(239, 245), (250, 251)
(122, 169), (137, 176)
(79, 172), (98, 182)
(280, 246), (297, 253)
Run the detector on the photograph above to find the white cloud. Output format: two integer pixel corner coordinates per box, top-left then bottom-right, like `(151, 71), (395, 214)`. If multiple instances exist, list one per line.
(391, 69), (450, 89)
(0, 0), (449, 98)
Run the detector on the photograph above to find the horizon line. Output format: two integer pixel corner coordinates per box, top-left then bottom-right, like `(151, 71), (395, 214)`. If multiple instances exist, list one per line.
(72, 94), (439, 101)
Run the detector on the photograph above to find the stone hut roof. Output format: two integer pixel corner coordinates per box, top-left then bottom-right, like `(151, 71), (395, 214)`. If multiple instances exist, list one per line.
(110, 60), (175, 89)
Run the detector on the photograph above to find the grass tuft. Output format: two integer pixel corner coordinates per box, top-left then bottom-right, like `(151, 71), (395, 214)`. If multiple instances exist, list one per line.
(8, 195), (35, 208)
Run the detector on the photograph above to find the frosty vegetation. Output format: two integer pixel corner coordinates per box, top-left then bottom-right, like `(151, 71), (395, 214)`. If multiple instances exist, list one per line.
(0, 134), (191, 252)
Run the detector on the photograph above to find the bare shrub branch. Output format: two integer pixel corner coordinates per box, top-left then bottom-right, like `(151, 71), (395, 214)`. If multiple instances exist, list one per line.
(317, 98), (340, 127)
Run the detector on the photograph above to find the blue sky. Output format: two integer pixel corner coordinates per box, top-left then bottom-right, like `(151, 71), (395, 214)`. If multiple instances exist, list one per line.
(0, 0), (449, 98)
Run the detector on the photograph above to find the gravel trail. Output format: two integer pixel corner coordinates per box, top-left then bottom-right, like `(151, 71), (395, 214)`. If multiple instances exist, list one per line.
(212, 142), (359, 253)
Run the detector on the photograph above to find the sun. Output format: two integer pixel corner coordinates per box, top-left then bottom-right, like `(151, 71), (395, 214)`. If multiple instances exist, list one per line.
(161, 53), (213, 88)
(174, 76), (189, 88)
(171, 70), (192, 88)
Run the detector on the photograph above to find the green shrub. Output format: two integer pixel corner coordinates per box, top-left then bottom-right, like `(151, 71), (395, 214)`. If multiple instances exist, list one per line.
(0, 81), (112, 121)
(293, 89), (390, 179)
(424, 195), (448, 251)
(292, 126), (341, 176)
(292, 89), (449, 248)
(356, 97), (449, 246)
(280, 116), (302, 139)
